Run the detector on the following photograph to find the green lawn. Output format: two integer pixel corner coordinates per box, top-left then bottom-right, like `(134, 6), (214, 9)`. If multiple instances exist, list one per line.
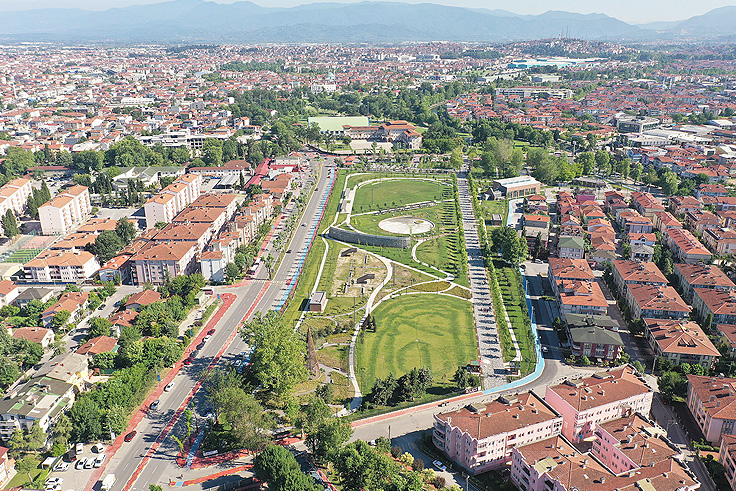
(479, 199), (509, 226)
(355, 294), (476, 393)
(353, 178), (448, 211)
(494, 260), (536, 377)
(350, 203), (448, 237)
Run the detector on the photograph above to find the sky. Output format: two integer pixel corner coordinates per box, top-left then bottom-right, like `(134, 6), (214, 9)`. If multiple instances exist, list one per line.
(0, 0), (734, 23)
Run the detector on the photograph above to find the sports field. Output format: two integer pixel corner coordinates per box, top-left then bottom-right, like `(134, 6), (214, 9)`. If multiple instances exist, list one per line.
(355, 294), (476, 392)
(352, 178), (448, 211)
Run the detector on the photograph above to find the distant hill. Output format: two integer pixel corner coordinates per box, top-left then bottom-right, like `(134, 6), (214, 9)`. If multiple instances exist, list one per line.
(667, 6), (736, 39)
(0, 0), (654, 43)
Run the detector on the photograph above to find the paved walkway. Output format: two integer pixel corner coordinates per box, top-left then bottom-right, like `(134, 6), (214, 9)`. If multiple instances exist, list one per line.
(456, 169), (506, 389)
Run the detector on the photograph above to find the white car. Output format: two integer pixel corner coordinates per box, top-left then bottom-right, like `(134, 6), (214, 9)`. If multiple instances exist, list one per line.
(46, 478), (63, 486)
(542, 346), (549, 353)
(93, 454), (106, 467)
(75, 458), (87, 470)
(54, 461), (69, 471)
(164, 382), (175, 392)
(93, 442), (105, 453)
(432, 460), (447, 472)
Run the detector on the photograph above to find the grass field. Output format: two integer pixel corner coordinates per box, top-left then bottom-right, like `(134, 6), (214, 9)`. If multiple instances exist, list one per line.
(494, 260), (536, 377)
(350, 203), (447, 237)
(479, 199), (509, 226)
(355, 294), (476, 393)
(353, 178), (448, 212)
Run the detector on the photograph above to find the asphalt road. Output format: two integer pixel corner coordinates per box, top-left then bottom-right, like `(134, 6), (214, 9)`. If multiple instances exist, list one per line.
(94, 157), (335, 491)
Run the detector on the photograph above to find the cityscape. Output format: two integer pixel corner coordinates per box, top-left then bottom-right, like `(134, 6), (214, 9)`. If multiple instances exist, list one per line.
(4, 1), (736, 491)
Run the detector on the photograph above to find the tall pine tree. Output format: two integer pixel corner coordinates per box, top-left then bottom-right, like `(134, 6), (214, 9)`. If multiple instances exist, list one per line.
(2, 210), (18, 239)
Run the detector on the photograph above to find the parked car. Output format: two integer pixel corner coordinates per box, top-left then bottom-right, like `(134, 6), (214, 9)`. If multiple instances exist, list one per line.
(75, 458), (87, 470)
(124, 431), (137, 442)
(94, 454), (106, 467)
(93, 442), (105, 453)
(432, 460), (447, 472)
(207, 329), (215, 335)
(84, 458), (94, 469)
(184, 356), (193, 365)
(75, 442), (83, 455)
(54, 462), (69, 472)
(203, 335), (212, 342)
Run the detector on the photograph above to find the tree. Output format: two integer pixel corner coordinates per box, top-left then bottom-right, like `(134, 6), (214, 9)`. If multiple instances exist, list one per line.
(660, 171), (679, 196)
(595, 150), (610, 175)
(302, 398), (353, 461)
(149, 486), (164, 491)
(69, 394), (103, 442)
(240, 311), (307, 397)
(89, 230), (124, 264)
(15, 455), (37, 484)
(115, 217), (136, 244)
(51, 310), (71, 330)
(254, 445), (318, 491)
(72, 150), (104, 173)
(631, 163), (643, 183)
(315, 382), (334, 404)
(2, 210), (18, 239)
(154, 221), (167, 230)
(26, 194), (38, 219)
(658, 371), (687, 401)
(490, 226), (526, 265)
(87, 317), (113, 339)
(619, 157), (631, 180)
(202, 139), (223, 167)
(478, 151), (496, 177)
(575, 152), (595, 175)
(225, 262), (240, 281)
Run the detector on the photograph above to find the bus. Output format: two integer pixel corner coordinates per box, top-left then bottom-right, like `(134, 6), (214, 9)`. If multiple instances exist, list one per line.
(247, 258), (262, 277)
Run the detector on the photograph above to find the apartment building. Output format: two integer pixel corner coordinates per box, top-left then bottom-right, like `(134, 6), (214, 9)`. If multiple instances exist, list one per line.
(664, 228), (712, 264)
(611, 260), (668, 296)
(674, 262), (736, 303)
(644, 318), (720, 368)
(432, 392), (562, 474)
(687, 374), (736, 444)
(556, 279), (609, 317)
(693, 288), (736, 325)
(548, 258), (595, 295)
(0, 377), (76, 439)
(129, 240), (197, 285)
(626, 283), (691, 320)
(41, 291), (89, 328)
(719, 434), (736, 490)
(0, 178), (32, 230)
(38, 185), (91, 235)
(653, 210), (683, 231)
(144, 173), (202, 228)
(557, 236), (585, 259)
(23, 250), (100, 284)
(545, 366), (653, 442)
(703, 227), (736, 255)
(592, 412), (682, 476)
(631, 191), (665, 218)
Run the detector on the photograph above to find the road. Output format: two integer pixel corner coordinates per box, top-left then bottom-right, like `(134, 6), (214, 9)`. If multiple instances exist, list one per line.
(90, 157), (335, 491)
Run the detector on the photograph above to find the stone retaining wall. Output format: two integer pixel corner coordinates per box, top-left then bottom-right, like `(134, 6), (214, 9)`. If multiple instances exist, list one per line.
(327, 226), (411, 249)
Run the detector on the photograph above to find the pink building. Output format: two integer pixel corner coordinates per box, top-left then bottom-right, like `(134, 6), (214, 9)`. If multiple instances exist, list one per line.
(687, 374), (736, 444)
(432, 392), (562, 474)
(545, 365), (653, 442)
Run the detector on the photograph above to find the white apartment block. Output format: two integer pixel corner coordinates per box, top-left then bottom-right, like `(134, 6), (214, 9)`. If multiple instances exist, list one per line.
(24, 250), (100, 283)
(0, 178), (32, 218)
(144, 173), (202, 228)
(39, 185), (91, 235)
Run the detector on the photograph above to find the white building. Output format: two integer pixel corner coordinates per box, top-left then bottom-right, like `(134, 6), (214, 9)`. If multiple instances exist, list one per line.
(144, 174), (202, 229)
(38, 185), (91, 235)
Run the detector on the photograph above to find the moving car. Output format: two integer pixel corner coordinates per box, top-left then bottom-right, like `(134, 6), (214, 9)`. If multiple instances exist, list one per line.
(150, 400), (160, 410)
(207, 329), (215, 335)
(124, 431), (137, 442)
(164, 382), (175, 391)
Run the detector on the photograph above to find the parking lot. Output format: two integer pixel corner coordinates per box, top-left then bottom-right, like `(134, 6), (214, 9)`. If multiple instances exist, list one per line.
(45, 443), (107, 491)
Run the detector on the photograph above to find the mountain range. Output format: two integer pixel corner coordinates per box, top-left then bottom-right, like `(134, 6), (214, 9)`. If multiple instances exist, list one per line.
(0, 0), (735, 44)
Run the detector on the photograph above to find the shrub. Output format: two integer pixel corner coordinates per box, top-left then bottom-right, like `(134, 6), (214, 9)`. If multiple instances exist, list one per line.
(391, 446), (402, 458)
(399, 452), (414, 466)
(412, 458), (425, 471)
(434, 476), (446, 489)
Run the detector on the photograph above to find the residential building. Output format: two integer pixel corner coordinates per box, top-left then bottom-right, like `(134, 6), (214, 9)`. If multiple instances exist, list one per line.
(15, 287), (55, 309)
(631, 191), (665, 218)
(674, 262), (736, 302)
(0, 280), (19, 308)
(38, 185), (91, 235)
(129, 240), (197, 285)
(76, 336), (118, 362)
(40, 291), (89, 328)
(687, 374), (736, 444)
(557, 236), (584, 259)
(664, 228), (712, 264)
(568, 325), (624, 361)
(545, 365), (653, 442)
(189, 160), (251, 178)
(0, 178), (32, 230)
(23, 250), (100, 284)
(200, 250), (227, 282)
(432, 392), (562, 474)
(124, 289), (162, 310)
(592, 412), (681, 476)
(143, 173), (202, 228)
(653, 210), (683, 231)
(12, 327), (53, 348)
(556, 279), (608, 316)
(693, 288), (736, 325)
(611, 260), (668, 296)
(670, 195), (702, 216)
(494, 86), (573, 99)
(626, 283), (691, 320)
(720, 434), (736, 490)
(0, 377), (76, 439)
(510, 433), (697, 491)
(703, 228), (736, 255)
(644, 318), (720, 368)
(548, 258), (595, 295)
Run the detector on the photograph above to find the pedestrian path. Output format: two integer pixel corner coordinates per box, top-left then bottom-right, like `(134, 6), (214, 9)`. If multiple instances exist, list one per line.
(456, 170), (506, 389)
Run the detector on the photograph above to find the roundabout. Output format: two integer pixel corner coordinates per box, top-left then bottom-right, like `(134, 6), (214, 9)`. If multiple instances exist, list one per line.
(378, 216), (434, 235)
